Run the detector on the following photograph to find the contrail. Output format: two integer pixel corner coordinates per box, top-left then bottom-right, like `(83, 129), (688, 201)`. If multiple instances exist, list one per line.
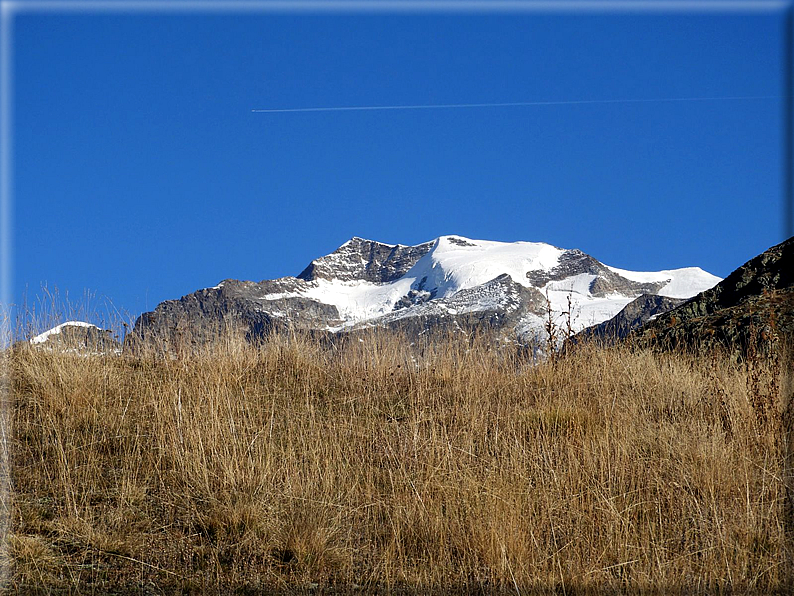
(252, 95), (778, 113)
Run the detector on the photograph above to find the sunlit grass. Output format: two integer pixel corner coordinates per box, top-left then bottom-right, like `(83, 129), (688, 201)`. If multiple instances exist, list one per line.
(6, 327), (792, 593)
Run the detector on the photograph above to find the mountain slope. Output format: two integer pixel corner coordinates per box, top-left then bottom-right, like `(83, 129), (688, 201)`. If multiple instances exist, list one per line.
(29, 321), (121, 355)
(128, 235), (720, 350)
(633, 236), (794, 353)
(574, 294), (688, 344)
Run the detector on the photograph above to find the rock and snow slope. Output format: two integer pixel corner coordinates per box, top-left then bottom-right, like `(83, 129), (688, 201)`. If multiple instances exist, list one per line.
(30, 321), (99, 344)
(130, 235), (721, 347)
(30, 321), (121, 354)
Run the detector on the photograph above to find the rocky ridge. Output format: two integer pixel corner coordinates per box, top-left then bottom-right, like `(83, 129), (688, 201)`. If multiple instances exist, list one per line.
(298, 237), (434, 283)
(29, 321), (121, 355)
(632, 236), (794, 354)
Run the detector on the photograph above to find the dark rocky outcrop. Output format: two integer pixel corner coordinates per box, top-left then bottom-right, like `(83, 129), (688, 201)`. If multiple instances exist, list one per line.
(298, 237), (433, 283)
(633, 236), (794, 355)
(392, 289), (432, 311)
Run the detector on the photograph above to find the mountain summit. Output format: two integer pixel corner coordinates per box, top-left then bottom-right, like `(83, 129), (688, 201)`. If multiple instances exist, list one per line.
(129, 235), (720, 349)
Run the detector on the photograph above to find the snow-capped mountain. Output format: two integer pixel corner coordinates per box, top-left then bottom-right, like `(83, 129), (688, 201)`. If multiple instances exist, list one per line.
(129, 235), (721, 348)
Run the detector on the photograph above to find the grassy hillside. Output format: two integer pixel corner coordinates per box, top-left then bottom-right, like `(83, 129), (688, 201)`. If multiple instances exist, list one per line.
(5, 330), (793, 593)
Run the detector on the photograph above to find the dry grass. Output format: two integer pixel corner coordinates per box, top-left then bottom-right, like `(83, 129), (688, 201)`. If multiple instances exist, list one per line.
(4, 328), (793, 593)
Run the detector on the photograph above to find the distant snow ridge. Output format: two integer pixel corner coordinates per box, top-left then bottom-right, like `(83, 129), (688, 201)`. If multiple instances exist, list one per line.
(30, 321), (98, 344)
(130, 235), (722, 347)
(30, 321), (121, 355)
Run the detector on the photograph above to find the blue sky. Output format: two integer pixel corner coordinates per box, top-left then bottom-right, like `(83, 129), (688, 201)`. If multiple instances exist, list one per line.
(8, 2), (789, 328)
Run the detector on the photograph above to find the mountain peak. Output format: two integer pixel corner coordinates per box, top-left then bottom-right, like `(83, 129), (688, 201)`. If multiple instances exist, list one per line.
(130, 235), (723, 350)
(297, 237), (434, 283)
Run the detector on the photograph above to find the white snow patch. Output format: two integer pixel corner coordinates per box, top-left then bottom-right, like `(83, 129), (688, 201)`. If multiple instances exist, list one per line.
(259, 292), (302, 302)
(403, 236), (564, 298)
(606, 265), (720, 298)
(656, 267), (720, 298)
(31, 321), (99, 344)
(540, 286), (635, 335)
(302, 277), (415, 323)
(544, 273), (598, 297)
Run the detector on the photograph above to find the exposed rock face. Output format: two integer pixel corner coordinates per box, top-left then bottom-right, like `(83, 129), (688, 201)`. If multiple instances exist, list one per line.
(525, 250), (667, 297)
(639, 289), (794, 356)
(128, 278), (342, 351)
(634, 236), (794, 354)
(297, 237), (434, 283)
(30, 322), (120, 355)
(574, 294), (686, 344)
(127, 235), (719, 352)
(393, 289), (432, 311)
(370, 274), (547, 336)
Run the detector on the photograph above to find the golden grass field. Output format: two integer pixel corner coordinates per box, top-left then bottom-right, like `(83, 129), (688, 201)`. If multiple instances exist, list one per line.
(4, 328), (793, 594)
